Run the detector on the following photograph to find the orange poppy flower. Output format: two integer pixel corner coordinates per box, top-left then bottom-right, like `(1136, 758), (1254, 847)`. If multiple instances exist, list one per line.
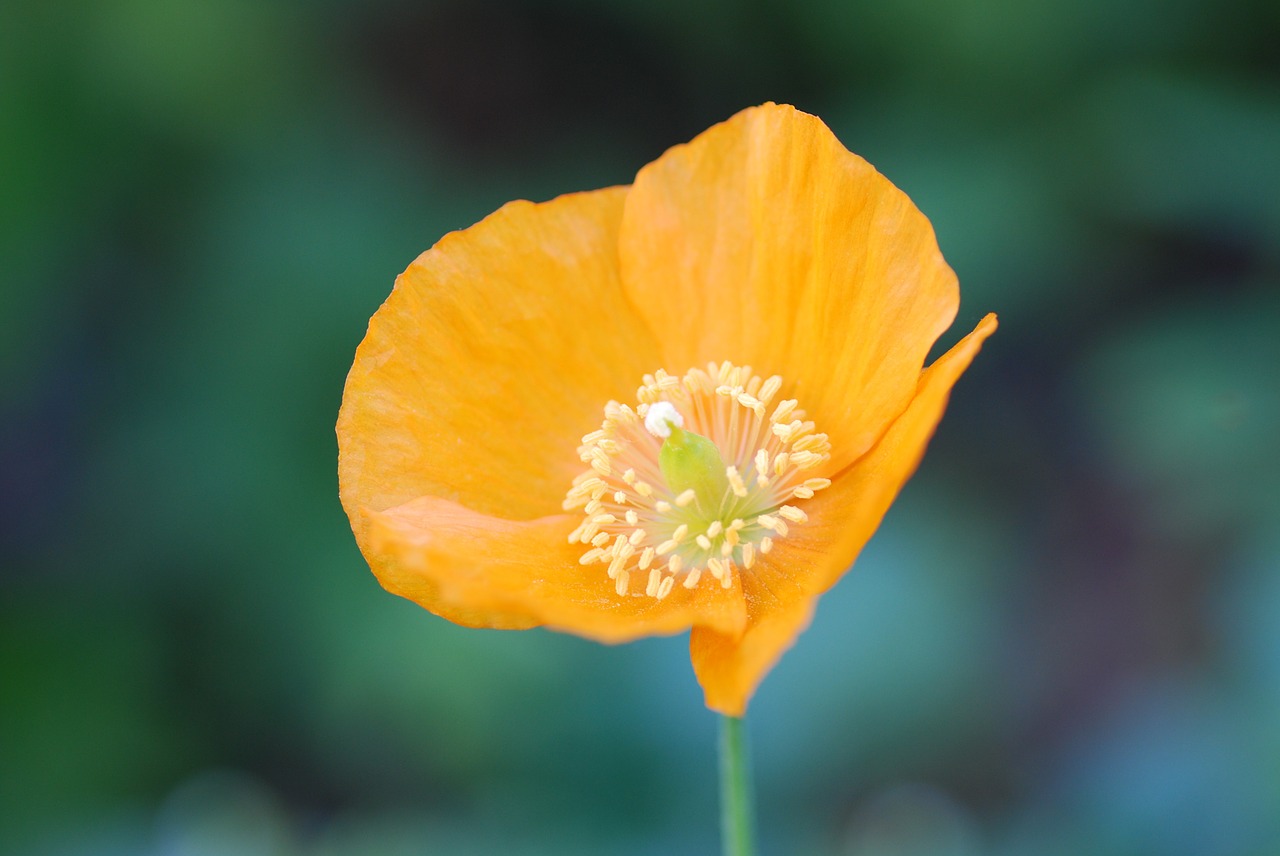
(338, 103), (996, 716)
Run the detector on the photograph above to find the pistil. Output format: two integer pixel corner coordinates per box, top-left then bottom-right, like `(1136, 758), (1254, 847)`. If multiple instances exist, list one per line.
(563, 363), (832, 598)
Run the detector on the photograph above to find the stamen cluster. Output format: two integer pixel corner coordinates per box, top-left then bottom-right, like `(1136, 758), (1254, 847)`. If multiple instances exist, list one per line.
(563, 362), (832, 599)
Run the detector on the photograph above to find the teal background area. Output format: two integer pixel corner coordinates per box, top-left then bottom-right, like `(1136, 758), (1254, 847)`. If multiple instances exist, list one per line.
(3, 1), (1279, 854)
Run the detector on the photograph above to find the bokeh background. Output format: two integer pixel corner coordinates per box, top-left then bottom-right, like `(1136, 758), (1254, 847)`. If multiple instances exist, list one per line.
(3, 0), (1279, 854)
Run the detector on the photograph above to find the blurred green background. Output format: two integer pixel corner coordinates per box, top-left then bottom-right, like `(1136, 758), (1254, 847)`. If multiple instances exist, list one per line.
(3, 0), (1279, 854)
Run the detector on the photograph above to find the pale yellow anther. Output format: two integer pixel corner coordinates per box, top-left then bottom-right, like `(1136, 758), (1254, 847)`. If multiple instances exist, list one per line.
(737, 393), (764, 418)
(792, 486), (815, 499)
(655, 500), (672, 513)
(608, 553), (626, 579)
(805, 478), (832, 491)
(656, 539), (678, 556)
(579, 548), (603, 565)
(683, 566), (702, 588)
(638, 546), (655, 570)
(579, 476), (604, 500)
(656, 576), (675, 599)
(668, 554), (683, 574)
(615, 571), (630, 595)
(706, 520), (723, 538)
(760, 536), (774, 554)
(759, 376), (782, 403)
(622, 468), (637, 485)
(571, 476), (602, 497)
(696, 534), (713, 551)
(720, 567), (733, 589)
(592, 514), (617, 525)
(672, 523), (689, 542)
(770, 399), (798, 423)
(628, 528), (645, 546)
(646, 568), (661, 597)
(724, 527), (740, 547)
(683, 371), (709, 394)
(779, 505), (808, 524)
(756, 514), (779, 531)
(635, 481), (654, 497)
(791, 451), (824, 469)
(720, 542), (734, 556)
(742, 543), (756, 568)
(726, 466), (748, 497)
(584, 499), (602, 515)
(614, 491), (628, 504)
(791, 434), (824, 453)
(591, 531), (610, 548)
(675, 489), (696, 507)
(755, 449), (770, 478)
(773, 453), (790, 475)
(707, 558), (724, 580)
(625, 510), (639, 526)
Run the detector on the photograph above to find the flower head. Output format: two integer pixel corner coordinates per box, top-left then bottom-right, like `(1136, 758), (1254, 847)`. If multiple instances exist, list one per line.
(338, 104), (996, 715)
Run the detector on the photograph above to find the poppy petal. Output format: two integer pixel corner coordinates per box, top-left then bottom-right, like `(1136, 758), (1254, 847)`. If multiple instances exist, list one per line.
(690, 313), (997, 714)
(361, 496), (749, 643)
(619, 103), (959, 472)
(338, 186), (662, 537)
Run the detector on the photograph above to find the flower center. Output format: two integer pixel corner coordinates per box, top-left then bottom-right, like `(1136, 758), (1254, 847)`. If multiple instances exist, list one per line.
(563, 362), (832, 599)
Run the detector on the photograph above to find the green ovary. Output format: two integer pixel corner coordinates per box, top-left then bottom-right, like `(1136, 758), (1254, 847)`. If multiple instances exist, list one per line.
(658, 424), (731, 509)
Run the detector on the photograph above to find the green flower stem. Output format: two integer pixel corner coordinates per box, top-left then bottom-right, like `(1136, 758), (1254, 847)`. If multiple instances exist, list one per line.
(719, 715), (757, 856)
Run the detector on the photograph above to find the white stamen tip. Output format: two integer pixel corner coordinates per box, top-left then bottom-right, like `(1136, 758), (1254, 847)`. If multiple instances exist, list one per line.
(644, 401), (684, 438)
